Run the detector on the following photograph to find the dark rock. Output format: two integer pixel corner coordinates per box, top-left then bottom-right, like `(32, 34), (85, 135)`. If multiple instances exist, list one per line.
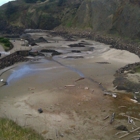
(88, 47), (94, 51)
(38, 108), (43, 113)
(116, 125), (128, 131)
(0, 51), (29, 70)
(35, 37), (48, 43)
(65, 38), (76, 41)
(20, 34), (36, 46)
(116, 86), (127, 91)
(30, 42), (36, 46)
(38, 52), (45, 56)
(71, 50), (81, 53)
(41, 49), (57, 53)
(68, 43), (85, 47)
(40, 49), (62, 56)
(65, 56), (84, 59)
(52, 51), (62, 56)
(113, 62), (140, 94)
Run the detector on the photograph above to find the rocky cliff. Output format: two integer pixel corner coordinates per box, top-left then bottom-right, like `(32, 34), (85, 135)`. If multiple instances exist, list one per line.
(0, 0), (140, 40)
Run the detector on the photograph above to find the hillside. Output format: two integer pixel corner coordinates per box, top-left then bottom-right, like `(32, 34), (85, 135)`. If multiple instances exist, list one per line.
(0, 0), (140, 40)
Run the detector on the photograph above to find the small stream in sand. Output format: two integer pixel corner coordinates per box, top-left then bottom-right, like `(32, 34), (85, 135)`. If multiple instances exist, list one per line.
(4, 38), (110, 91)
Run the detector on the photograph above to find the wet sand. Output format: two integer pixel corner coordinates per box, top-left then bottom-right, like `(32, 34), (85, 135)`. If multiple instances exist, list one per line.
(0, 33), (140, 140)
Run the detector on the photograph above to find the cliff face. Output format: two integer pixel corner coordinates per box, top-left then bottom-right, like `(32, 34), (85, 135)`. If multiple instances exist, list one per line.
(72, 0), (140, 39)
(0, 0), (140, 39)
(72, 0), (119, 30)
(112, 0), (140, 38)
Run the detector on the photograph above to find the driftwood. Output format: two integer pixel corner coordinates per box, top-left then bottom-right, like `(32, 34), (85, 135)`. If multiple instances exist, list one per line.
(130, 99), (138, 103)
(112, 94), (117, 98)
(65, 85), (75, 87)
(103, 115), (109, 120)
(103, 92), (112, 95)
(75, 77), (85, 82)
(56, 129), (59, 139)
(115, 131), (128, 136)
(118, 127), (140, 139)
(128, 116), (133, 124)
(130, 127), (140, 133)
(118, 106), (126, 109)
(110, 113), (115, 124)
(120, 113), (140, 121)
(119, 132), (130, 139)
(132, 135), (140, 138)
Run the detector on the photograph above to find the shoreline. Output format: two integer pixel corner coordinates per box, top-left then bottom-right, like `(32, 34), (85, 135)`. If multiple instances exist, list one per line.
(0, 32), (140, 140)
(53, 27), (140, 58)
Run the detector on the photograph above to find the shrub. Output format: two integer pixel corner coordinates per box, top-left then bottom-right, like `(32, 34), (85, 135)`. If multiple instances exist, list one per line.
(5, 2), (18, 18)
(0, 37), (12, 51)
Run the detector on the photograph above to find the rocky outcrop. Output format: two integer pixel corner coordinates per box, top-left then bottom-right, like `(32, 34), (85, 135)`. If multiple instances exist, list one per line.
(113, 62), (140, 97)
(35, 37), (48, 43)
(0, 50), (29, 70)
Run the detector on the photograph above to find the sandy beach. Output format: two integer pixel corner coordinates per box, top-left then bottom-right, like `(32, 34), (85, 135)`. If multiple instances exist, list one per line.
(0, 33), (140, 140)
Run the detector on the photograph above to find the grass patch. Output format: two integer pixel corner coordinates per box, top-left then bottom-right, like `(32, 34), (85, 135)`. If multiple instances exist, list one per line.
(66, 21), (72, 27)
(0, 37), (13, 51)
(0, 118), (45, 140)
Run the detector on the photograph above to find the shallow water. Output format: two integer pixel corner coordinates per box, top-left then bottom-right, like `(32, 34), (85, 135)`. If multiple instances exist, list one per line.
(7, 62), (62, 84)
(6, 39), (110, 86)
(52, 58), (85, 77)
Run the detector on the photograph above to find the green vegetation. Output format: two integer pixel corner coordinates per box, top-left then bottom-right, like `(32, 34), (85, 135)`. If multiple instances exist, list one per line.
(0, 0), (140, 40)
(135, 66), (140, 73)
(133, 38), (140, 44)
(24, 0), (45, 3)
(0, 118), (44, 140)
(5, 2), (18, 18)
(66, 21), (72, 27)
(0, 37), (12, 51)
(39, 14), (60, 30)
